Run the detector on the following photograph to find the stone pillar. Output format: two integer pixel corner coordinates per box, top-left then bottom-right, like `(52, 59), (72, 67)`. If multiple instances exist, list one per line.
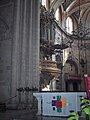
(69, 83), (73, 91)
(11, 0), (21, 104)
(61, 72), (66, 91)
(28, 0), (40, 89)
(11, 0), (40, 106)
(52, 80), (56, 91)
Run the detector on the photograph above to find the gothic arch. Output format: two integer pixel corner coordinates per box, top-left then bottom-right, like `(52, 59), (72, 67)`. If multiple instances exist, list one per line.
(50, 0), (64, 13)
(64, 57), (79, 75)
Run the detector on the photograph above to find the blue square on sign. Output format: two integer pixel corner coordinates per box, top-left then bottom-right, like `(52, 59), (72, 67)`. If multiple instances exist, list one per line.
(52, 100), (56, 106)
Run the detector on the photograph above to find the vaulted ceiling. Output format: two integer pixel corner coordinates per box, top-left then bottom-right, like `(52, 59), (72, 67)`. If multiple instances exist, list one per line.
(51, 0), (90, 26)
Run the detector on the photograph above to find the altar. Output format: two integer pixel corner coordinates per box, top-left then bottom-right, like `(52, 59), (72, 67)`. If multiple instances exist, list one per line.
(33, 92), (86, 116)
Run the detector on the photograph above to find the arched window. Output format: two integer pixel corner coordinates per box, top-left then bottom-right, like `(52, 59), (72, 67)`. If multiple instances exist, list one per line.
(41, 0), (46, 8)
(55, 8), (59, 21)
(66, 17), (73, 34)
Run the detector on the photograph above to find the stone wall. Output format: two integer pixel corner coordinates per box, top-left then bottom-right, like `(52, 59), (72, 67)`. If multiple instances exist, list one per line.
(0, 0), (40, 108)
(0, 1), (13, 102)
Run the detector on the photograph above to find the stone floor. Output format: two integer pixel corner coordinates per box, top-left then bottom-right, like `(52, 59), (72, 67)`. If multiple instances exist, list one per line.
(0, 109), (86, 120)
(0, 110), (68, 120)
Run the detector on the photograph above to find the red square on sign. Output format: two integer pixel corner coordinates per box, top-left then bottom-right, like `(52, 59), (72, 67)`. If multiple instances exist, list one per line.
(56, 101), (62, 108)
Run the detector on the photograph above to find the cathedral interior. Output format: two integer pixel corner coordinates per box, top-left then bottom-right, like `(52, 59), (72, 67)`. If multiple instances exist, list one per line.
(0, 0), (90, 117)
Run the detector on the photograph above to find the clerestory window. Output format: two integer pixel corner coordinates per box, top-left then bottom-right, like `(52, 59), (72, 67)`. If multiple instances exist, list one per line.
(66, 17), (73, 34)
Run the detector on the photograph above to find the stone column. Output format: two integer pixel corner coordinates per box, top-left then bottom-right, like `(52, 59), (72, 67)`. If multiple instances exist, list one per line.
(11, 0), (40, 106)
(11, 0), (21, 104)
(61, 72), (66, 91)
(28, 0), (40, 89)
(28, 0), (40, 105)
(69, 83), (73, 91)
(52, 80), (56, 91)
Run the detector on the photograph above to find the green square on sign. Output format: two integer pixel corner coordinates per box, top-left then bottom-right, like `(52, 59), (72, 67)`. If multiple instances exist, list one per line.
(57, 108), (62, 112)
(57, 96), (61, 101)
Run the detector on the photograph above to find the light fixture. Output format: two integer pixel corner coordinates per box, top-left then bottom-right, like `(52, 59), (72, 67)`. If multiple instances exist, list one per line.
(68, 0), (90, 76)
(69, 0), (90, 41)
(62, 0), (90, 76)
